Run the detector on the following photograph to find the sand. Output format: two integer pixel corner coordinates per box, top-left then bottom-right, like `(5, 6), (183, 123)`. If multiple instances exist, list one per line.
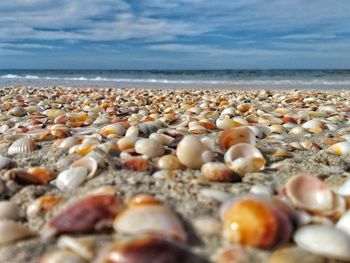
(0, 87), (349, 262)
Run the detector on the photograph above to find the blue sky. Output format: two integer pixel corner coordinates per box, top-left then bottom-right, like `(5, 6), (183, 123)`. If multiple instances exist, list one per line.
(1, 0), (350, 69)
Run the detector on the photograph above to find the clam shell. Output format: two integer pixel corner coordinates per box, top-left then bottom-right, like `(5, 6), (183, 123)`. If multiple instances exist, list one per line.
(294, 225), (350, 261)
(224, 143), (265, 176)
(285, 174), (333, 212)
(218, 126), (256, 151)
(220, 195), (293, 249)
(328, 141), (350, 156)
(0, 221), (33, 246)
(201, 162), (240, 182)
(114, 204), (187, 242)
(56, 167), (88, 191)
(8, 137), (37, 155)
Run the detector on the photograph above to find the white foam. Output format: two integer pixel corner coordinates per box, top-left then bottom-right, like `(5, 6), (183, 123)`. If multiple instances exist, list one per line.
(1, 74), (21, 79)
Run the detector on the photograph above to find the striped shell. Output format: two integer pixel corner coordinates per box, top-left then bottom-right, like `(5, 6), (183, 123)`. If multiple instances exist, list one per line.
(8, 137), (37, 155)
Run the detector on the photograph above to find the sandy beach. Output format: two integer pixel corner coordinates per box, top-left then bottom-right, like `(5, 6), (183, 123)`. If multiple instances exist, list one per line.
(0, 86), (350, 262)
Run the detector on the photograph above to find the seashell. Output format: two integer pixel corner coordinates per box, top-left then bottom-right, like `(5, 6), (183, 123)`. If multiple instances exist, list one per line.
(39, 249), (86, 263)
(221, 107), (236, 117)
(0, 155), (12, 170)
(27, 195), (63, 218)
(92, 115), (110, 126)
(96, 235), (194, 263)
(137, 122), (160, 137)
(134, 138), (165, 158)
(218, 127), (256, 151)
(269, 124), (285, 134)
(58, 136), (80, 148)
(71, 127), (98, 135)
(70, 156), (98, 179)
(0, 201), (20, 220)
(214, 245), (248, 263)
(269, 245), (326, 263)
(27, 166), (56, 184)
(117, 136), (137, 151)
(8, 137), (37, 155)
(176, 135), (206, 169)
(224, 143), (265, 176)
(56, 167), (88, 191)
(127, 193), (162, 206)
(0, 221), (34, 247)
(99, 124), (125, 137)
(125, 126), (139, 137)
(0, 124), (9, 134)
(149, 133), (175, 146)
(114, 198), (187, 242)
(201, 162), (240, 182)
(200, 136), (216, 151)
(49, 194), (125, 234)
(97, 140), (118, 154)
(327, 141), (350, 155)
(152, 169), (176, 180)
(157, 155), (185, 170)
(300, 141), (322, 150)
(122, 158), (150, 172)
(285, 174), (333, 212)
(302, 119), (325, 134)
(288, 126), (307, 135)
(4, 167), (55, 185)
(220, 194), (293, 249)
(8, 106), (27, 117)
(66, 112), (88, 122)
(250, 184), (274, 196)
(336, 210), (350, 236)
(337, 177), (350, 195)
(57, 235), (95, 260)
(216, 117), (243, 130)
(168, 115), (191, 128)
(294, 225), (350, 261)
(43, 109), (66, 119)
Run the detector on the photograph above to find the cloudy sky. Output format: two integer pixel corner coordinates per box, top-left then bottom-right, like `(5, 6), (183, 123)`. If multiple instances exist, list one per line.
(1, 0), (350, 69)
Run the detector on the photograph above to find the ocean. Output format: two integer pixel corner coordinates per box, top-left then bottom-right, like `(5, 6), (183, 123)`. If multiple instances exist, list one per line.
(0, 69), (350, 89)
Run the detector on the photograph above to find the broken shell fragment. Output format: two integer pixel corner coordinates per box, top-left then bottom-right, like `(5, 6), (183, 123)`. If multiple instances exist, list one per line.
(224, 143), (265, 176)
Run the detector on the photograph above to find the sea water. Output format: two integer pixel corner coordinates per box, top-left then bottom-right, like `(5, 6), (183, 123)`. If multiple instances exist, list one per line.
(1, 69), (350, 89)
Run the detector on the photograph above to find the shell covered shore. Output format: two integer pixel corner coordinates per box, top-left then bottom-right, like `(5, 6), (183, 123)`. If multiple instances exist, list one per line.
(1, 87), (350, 262)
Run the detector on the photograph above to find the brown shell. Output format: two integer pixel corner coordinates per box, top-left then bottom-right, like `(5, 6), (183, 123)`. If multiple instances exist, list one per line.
(50, 194), (125, 234)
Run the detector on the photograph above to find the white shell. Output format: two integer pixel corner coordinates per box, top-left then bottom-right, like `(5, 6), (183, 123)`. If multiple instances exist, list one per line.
(70, 156), (98, 179)
(125, 126), (139, 137)
(40, 250), (86, 263)
(57, 235), (94, 260)
(56, 167), (88, 191)
(337, 178), (350, 195)
(0, 155), (12, 170)
(134, 138), (165, 158)
(114, 204), (187, 242)
(336, 210), (350, 235)
(58, 137), (80, 148)
(8, 137), (37, 155)
(328, 141), (350, 156)
(0, 201), (20, 220)
(176, 135), (206, 169)
(294, 225), (350, 261)
(0, 221), (33, 246)
(224, 143), (265, 176)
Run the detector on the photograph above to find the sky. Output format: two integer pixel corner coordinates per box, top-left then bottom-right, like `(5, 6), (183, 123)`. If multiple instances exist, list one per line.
(1, 0), (350, 69)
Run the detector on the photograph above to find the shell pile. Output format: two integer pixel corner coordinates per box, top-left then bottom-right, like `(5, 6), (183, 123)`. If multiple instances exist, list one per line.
(1, 87), (350, 262)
